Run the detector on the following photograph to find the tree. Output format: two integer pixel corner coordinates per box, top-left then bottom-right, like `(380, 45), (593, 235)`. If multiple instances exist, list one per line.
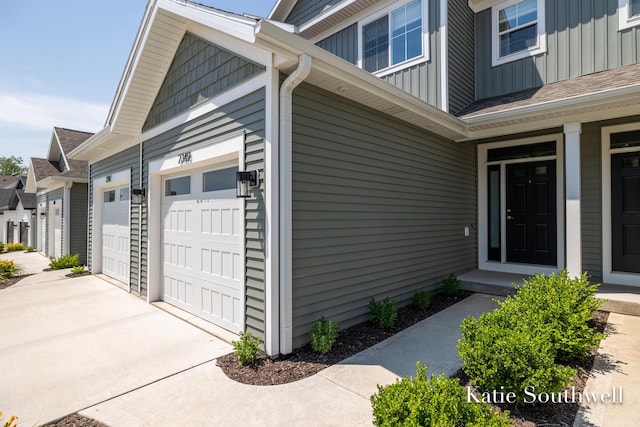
(0, 156), (28, 176)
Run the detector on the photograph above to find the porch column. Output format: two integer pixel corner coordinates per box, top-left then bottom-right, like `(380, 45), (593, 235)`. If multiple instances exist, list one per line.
(564, 123), (582, 277)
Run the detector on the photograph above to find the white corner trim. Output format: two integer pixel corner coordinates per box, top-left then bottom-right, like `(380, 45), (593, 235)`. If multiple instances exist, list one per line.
(478, 134), (565, 275)
(491, 0), (546, 67)
(619, 0), (640, 31)
(564, 122), (582, 278)
(439, 0), (448, 112)
(601, 122), (640, 286)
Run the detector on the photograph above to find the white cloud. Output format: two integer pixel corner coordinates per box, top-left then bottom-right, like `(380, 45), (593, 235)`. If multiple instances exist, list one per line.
(0, 93), (108, 133)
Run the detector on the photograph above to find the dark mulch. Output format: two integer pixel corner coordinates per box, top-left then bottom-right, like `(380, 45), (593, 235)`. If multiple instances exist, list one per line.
(65, 271), (92, 278)
(0, 274), (33, 290)
(44, 414), (108, 427)
(454, 310), (610, 427)
(217, 291), (472, 386)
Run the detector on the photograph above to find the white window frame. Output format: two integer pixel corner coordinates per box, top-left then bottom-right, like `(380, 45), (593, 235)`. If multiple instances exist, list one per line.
(491, 0), (546, 67)
(477, 134), (565, 275)
(357, 0), (429, 76)
(601, 123), (640, 287)
(619, 0), (640, 30)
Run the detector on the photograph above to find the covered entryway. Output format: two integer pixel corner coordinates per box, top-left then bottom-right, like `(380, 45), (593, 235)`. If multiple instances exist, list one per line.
(101, 187), (130, 284)
(160, 165), (243, 333)
(506, 160), (557, 266)
(612, 152), (640, 273)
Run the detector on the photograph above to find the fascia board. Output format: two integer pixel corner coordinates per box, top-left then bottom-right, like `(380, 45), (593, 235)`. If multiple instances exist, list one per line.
(254, 21), (469, 139)
(25, 162), (38, 193)
(268, 0), (297, 21)
(67, 126), (111, 161)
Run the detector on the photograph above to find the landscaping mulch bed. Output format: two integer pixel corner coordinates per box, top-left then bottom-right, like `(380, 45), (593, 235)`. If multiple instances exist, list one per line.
(217, 291), (473, 386)
(455, 310), (609, 427)
(0, 274), (32, 290)
(65, 271), (92, 278)
(44, 414), (108, 427)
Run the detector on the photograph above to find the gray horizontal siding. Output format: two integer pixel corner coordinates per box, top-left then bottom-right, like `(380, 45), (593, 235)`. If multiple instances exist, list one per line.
(476, 0), (640, 99)
(291, 83), (477, 348)
(142, 88), (266, 339)
(448, 0), (475, 114)
(88, 145), (140, 292)
(144, 33), (265, 131)
(316, 24), (358, 65)
(581, 122), (602, 283)
(285, 0), (342, 26)
(69, 183), (88, 264)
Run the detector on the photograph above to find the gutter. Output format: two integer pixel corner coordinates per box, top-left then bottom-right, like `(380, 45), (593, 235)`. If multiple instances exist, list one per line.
(279, 54), (312, 355)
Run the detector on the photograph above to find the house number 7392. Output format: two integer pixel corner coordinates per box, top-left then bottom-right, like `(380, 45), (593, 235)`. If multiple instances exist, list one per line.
(178, 152), (192, 165)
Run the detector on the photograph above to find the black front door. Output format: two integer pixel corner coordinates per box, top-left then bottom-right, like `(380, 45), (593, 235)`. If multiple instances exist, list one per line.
(19, 222), (29, 246)
(6, 221), (14, 243)
(506, 161), (557, 266)
(612, 152), (640, 273)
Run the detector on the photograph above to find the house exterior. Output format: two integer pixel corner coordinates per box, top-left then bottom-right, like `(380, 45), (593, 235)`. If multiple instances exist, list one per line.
(0, 176), (36, 246)
(25, 127), (92, 263)
(68, 0), (640, 356)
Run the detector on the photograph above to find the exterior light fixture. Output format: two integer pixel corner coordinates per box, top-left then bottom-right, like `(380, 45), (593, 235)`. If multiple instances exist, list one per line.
(236, 171), (258, 198)
(131, 188), (146, 205)
(40, 212), (46, 217)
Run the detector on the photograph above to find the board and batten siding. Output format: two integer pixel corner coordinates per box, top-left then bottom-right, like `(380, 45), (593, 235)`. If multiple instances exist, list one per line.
(315, 0), (442, 108)
(69, 183), (88, 264)
(88, 145), (141, 291)
(476, 0), (640, 100)
(285, 0), (342, 26)
(143, 33), (265, 132)
(142, 88), (266, 338)
(448, 0), (475, 114)
(290, 83), (477, 348)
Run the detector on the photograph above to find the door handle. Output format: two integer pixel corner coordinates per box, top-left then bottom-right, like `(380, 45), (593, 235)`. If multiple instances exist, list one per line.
(507, 216), (514, 220)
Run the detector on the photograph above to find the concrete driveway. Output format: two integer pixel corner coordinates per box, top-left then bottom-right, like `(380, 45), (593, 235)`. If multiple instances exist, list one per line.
(0, 252), (231, 426)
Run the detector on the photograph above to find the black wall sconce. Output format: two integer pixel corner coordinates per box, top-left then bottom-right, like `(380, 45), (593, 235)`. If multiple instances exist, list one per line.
(236, 171), (258, 198)
(40, 212), (46, 217)
(131, 188), (146, 205)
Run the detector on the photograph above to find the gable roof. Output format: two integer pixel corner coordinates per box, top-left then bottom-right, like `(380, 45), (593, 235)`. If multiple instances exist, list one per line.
(0, 189), (13, 211)
(9, 190), (36, 210)
(54, 127), (94, 155)
(0, 175), (21, 190)
(25, 157), (88, 193)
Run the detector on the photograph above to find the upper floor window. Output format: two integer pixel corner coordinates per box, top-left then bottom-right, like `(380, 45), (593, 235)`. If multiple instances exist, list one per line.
(492, 0), (546, 66)
(619, 0), (640, 30)
(359, 0), (428, 75)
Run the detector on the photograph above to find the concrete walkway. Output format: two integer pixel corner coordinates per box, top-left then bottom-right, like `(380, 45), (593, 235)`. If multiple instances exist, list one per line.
(1, 253), (637, 426)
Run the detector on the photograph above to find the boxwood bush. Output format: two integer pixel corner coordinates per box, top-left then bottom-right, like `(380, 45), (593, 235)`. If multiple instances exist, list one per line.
(371, 363), (510, 427)
(458, 271), (603, 403)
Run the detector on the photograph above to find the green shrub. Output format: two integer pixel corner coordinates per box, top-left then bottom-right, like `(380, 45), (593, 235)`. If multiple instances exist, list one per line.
(49, 254), (80, 270)
(369, 297), (398, 329)
(310, 317), (339, 354)
(458, 307), (576, 402)
(412, 290), (431, 310)
(70, 265), (86, 275)
(371, 363), (511, 427)
(0, 259), (21, 279)
(25, 246), (35, 252)
(5, 243), (24, 252)
(232, 331), (262, 365)
(510, 271), (604, 362)
(0, 242), (4, 253)
(441, 273), (460, 295)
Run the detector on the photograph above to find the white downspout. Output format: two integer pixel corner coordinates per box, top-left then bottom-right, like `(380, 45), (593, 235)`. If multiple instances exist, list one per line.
(279, 54), (312, 355)
(63, 181), (73, 256)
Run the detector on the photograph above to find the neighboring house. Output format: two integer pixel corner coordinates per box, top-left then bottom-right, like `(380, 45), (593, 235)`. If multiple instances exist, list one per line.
(0, 176), (36, 246)
(68, 0), (640, 356)
(25, 127), (92, 263)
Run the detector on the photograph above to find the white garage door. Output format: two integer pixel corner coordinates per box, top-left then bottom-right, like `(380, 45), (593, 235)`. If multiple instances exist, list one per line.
(161, 165), (243, 333)
(102, 187), (130, 284)
(53, 206), (62, 258)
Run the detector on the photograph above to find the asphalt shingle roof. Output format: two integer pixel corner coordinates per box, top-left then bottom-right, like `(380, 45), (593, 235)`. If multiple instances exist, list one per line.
(55, 127), (94, 155)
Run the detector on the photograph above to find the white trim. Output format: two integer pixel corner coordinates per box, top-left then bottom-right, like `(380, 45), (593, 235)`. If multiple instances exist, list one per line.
(491, 0), (546, 67)
(63, 181), (72, 256)
(356, 0), (429, 76)
(478, 134), (565, 275)
(564, 122), (582, 278)
(439, 0), (448, 112)
(601, 122), (640, 286)
(299, 0), (359, 34)
(91, 169), (131, 290)
(147, 133), (246, 304)
(142, 75), (268, 141)
(264, 64), (280, 356)
(619, 0), (640, 31)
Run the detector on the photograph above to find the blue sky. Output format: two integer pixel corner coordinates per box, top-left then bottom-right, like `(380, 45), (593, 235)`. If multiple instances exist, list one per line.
(0, 0), (273, 166)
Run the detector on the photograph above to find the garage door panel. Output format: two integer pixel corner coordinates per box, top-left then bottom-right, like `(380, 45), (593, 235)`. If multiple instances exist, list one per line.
(102, 187), (130, 285)
(161, 169), (243, 334)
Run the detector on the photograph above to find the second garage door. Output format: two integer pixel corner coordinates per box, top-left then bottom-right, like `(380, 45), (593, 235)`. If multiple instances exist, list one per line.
(102, 187), (130, 284)
(161, 165), (243, 333)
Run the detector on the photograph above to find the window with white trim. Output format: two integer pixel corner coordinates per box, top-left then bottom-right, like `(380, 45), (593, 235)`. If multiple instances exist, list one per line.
(491, 0), (546, 66)
(359, 0), (427, 75)
(619, 0), (640, 30)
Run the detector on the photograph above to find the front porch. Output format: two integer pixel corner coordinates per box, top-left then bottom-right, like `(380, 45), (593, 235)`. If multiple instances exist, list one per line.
(459, 270), (640, 316)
